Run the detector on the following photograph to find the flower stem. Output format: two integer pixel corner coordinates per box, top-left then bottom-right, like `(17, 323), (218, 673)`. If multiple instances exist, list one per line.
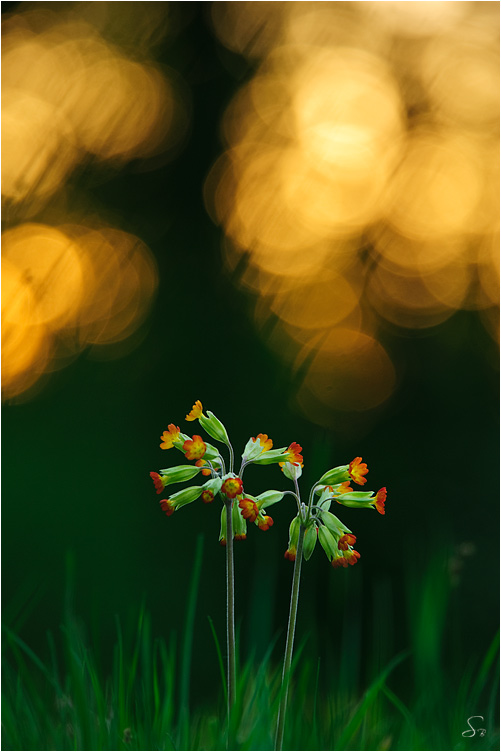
(275, 523), (305, 751)
(225, 499), (236, 721)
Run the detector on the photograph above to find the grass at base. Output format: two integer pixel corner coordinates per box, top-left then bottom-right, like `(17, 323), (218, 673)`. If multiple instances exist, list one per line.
(2, 608), (499, 751)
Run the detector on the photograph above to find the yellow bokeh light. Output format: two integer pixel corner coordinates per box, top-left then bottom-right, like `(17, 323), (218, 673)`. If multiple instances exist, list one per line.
(206, 1), (499, 425)
(1, 3), (182, 400)
(1, 258), (52, 400)
(1, 222), (159, 399)
(386, 129), (484, 241)
(2, 224), (85, 328)
(295, 327), (396, 415)
(81, 228), (159, 347)
(2, 90), (77, 206)
(268, 272), (359, 331)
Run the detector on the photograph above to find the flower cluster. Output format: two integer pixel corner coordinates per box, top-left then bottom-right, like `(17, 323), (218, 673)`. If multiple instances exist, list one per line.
(149, 400), (387, 568)
(283, 462), (386, 567)
(150, 401), (303, 545)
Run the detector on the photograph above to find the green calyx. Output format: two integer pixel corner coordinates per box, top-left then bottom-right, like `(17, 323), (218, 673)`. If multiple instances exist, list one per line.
(199, 411), (230, 445)
(256, 490), (284, 509)
(302, 523), (318, 561)
(159, 464), (203, 486)
(202, 476), (223, 495)
(252, 447), (289, 465)
(318, 525), (338, 561)
(319, 510), (351, 537)
(170, 485), (204, 508)
(317, 465), (350, 486)
(232, 501), (247, 539)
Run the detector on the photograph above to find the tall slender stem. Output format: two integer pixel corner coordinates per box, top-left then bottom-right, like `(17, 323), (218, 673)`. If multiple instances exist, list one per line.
(225, 499), (236, 720)
(275, 524), (306, 751)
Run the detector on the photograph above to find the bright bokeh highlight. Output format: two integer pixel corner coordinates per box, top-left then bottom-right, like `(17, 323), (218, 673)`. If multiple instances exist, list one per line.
(206, 1), (499, 425)
(1, 2), (186, 400)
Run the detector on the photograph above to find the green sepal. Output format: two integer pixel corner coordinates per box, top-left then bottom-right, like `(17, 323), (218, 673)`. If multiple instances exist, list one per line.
(159, 464), (202, 486)
(219, 506), (227, 544)
(334, 491), (376, 510)
(319, 510), (352, 537)
(287, 515), (301, 550)
(318, 525), (338, 561)
(252, 447), (288, 465)
(232, 501), (247, 538)
(336, 491), (375, 501)
(203, 441), (222, 463)
(241, 437), (265, 462)
(281, 462), (302, 481)
(302, 524), (318, 561)
(316, 486), (334, 511)
(316, 465), (350, 487)
(169, 485), (203, 508)
(202, 477), (223, 495)
(256, 490), (284, 509)
(199, 411), (230, 445)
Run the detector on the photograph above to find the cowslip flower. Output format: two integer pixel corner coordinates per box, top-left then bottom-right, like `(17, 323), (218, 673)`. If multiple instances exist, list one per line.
(239, 497), (259, 523)
(281, 453), (386, 567)
(284, 516), (301, 560)
(150, 472), (165, 494)
(202, 489), (215, 504)
(285, 442), (303, 464)
(158, 485), (204, 516)
(331, 548), (361, 568)
(253, 441), (303, 467)
(334, 487), (387, 515)
(241, 433), (274, 462)
(317, 523), (360, 567)
(257, 514), (274, 531)
(348, 457), (368, 485)
(186, 400), (230, 445)
(280, 460), (303, 481)
(232, 502), (247, 540)
(160, 424), (182, 449)
(219, 503), (248, 546)
(221, 476), (244, 499)
(338, 533), (357, 551)
(151, 401), (299, 547)
(317, 457), (369, 488)
(159, 464), (203, 487)
(183, 435), (207, 461)
(186, 400), (203, 421)
(196, 459), (212, 476)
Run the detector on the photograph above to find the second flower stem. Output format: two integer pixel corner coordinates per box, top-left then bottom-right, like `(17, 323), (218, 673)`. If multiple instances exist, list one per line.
(275, 524), (306, 751)
(225, 499), (236, 719)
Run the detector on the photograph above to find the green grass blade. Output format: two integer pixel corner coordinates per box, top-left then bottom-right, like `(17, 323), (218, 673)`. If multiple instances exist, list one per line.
(208, 613), (228, 711)
(178, 533), (204, 748)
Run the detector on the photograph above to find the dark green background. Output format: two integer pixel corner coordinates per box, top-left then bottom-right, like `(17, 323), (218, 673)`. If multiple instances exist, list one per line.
(2, 0), (499, 715)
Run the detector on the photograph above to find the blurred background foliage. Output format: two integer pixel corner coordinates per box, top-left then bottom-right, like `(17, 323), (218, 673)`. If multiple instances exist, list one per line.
(1, 1), (499, 748)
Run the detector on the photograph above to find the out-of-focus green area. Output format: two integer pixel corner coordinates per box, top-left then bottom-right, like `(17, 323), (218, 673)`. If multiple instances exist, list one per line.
(2, 1), (499, 746)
